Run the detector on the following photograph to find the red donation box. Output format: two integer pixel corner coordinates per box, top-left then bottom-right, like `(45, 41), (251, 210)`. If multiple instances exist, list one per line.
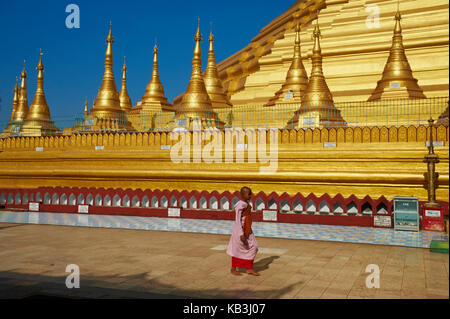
(422, 206), (445, 232)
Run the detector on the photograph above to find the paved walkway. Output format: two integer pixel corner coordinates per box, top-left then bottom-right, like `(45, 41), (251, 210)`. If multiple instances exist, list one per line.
(0, 222), (448, 299)
(1, 211), (447, 248)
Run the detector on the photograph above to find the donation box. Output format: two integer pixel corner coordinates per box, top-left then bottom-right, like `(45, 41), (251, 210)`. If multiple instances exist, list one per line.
(393, 197), (419, 232)
(422, 206), (445, 232)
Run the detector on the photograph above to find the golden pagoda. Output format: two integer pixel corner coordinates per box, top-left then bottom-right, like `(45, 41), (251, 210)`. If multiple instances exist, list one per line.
(287, 16), (345, 128)
(119, 58), (132, 112)
(139, 43), (173, 112)
(266, 22), (308, 107)
(80, 23), (133, 132)
(172, 19), (224, 129)
(21, 51), (60, 136)
(84, 100), (89, 116)
(1, 77), (20, 136)
(2, 63), (30, 135)
(203, 26), (232, 109)
(368, 6), (426, 101)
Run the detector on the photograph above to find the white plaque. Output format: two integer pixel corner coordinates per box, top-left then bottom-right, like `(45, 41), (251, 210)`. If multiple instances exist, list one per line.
(303, 117), (315, 125)
(374, 215), (391, 227)
(390, 82), (400, 88)
(324, 142), (337, 148)
(78, 205), (89, 214)
(168, 207), (181, 217)
(237, 144), (248, 149)
(29, 202), (39, 212)
(263, 210), (277, 221)
(35, 147), (44, 152)
(284, 93), (293, 99)
(95, 145), (104, 151)
(425, 210), (441, 218)
(161, 145), (171, 150)
(426, 141), (444, 147)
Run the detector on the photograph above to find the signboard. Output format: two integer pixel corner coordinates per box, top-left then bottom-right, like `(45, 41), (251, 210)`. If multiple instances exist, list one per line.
(161, 145), (171, 150)
(324, 142), (337, 148)
(393, 197), (419, 231)
(177, 120), (186, 127)
(263, 210), (277, 221)
(390, 82), (400, 88)
(303, 117), (315, 125)
(237, 144), (248, 149)
(78, 205), (89, 214)
(29, 202), (39, 212)
(284, 93), (293, 99)
(35, 147), (44, 152)
(422, 207), (444, 232)
(374, 215), (392, 228)
(86, 120), (94, 125)
(425, 210), (441, 218)
(95, 145), (104, 151)
(426, 141), (444, 147)
(168, 207), (181, 217)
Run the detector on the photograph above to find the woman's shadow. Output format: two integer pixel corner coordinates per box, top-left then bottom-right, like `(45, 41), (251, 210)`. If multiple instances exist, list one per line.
(253, 256), (280, 272)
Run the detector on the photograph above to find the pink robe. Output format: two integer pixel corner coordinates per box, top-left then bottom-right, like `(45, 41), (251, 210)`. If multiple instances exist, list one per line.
(226, 200), (258, 260)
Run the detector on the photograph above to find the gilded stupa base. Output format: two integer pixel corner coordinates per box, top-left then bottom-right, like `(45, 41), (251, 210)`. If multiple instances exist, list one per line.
(20, 120), (60, 137)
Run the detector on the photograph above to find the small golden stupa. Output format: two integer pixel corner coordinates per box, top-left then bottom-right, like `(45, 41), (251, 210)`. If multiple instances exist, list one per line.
(119, 58), (132, 112)
(204, 26), (232, 109)
(287, 16), (346, 129)
(15, 65), (29, 123)
(21, 51), (60, 136)
(84, 100), (89, 116)
(1, 78), (20, 136)
(368, 7), (426, 101)
(80, 23), (133, 132)
(265, 22), (308, 107)
(172, 19), (224, 129)
(139, 43), (173, 112)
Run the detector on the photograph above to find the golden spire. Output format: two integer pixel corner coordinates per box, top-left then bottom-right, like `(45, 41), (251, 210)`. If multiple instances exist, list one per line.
(92, 22), (123, 114)
(203, 23), (232, 109)
(141, 41), (173, 111)
(266, 22), (308, 107)
(21, 50), (59, 136)
(176, 18), (219, 124)
(13, 60), (29, 122)
(24, 50), (52, 121)
(119, 57), (132, 111)
(368, 5), (426, 101)
(84, 99), (89, 116)
(287, 15), (345, 128)
(9, 77), (19, 122)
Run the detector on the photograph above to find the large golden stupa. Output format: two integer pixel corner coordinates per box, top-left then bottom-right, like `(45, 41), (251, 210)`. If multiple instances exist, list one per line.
(0, 0), (448, 213)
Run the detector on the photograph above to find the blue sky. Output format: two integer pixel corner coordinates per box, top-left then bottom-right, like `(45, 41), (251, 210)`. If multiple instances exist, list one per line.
(0, 0), (294, 122)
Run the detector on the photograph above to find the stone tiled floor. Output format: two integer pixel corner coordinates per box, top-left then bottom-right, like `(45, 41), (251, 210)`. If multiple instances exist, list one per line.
(0, 222), (448, 299)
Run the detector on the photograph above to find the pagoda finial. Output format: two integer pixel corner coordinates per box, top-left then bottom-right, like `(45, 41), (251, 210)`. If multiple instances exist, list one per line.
(265, 19), (308, 107)
(141, 40), (172, 111)
(367, 5), (426, 101)
(119, 55), (132, 111)
(14, 60), (29, 122)
(287, 11), (346, 128)
(24, 50), (51, 121)
(176, 17), (221, 124)
(92, 24), (122, 114)
(204, 21), (232, 109)
(84, 99), (89, 115)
